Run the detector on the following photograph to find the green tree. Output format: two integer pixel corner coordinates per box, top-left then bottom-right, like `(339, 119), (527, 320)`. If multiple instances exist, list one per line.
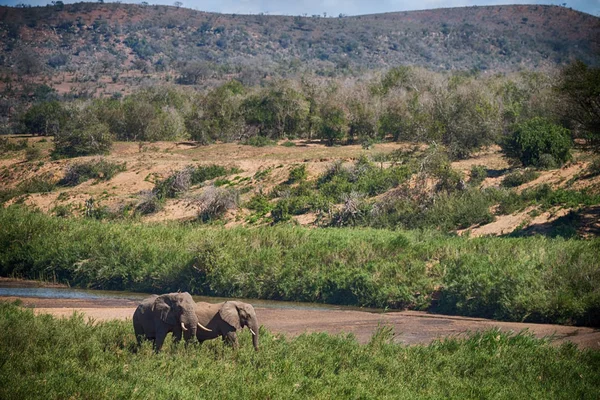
(53, 110), (113, 158)
(556, 60), (600, 151)
(319, 102), (347, 146)
(20, 101), (66, 136)
(501, 117), (572, 168)
(242, 82), (309, 139)
(186, 80), (245, 144)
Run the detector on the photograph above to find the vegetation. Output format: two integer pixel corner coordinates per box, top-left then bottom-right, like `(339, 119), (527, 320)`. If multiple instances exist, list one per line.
(1, 207), (599, 326)
(59, 159), (126, 186)
(501, 117), (572, 168)
(0, 303), (598, 399)
(557, 60), (600, 151)
(501, 169), (540, 188)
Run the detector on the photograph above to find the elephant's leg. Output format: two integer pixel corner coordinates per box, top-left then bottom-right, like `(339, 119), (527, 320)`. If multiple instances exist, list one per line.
(154, 327), (169, 353)
(172, 326), (183, 344)
(223, 331), (239, 349)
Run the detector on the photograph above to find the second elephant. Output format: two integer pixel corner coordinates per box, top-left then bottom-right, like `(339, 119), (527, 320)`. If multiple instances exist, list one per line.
(194, 301), (259, 351)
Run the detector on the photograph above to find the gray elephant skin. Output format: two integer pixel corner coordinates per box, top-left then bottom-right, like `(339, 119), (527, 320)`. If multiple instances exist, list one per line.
(133, 292), (211, 352)
(195, 301), (259, 351)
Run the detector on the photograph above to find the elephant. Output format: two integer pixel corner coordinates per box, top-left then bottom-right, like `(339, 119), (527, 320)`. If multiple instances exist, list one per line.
(194, 301), (259, 351)
(133, 292), (212, 352)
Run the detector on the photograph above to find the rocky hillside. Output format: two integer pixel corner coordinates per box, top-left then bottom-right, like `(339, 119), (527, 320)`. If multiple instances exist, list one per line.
(1, 3), (598, 88)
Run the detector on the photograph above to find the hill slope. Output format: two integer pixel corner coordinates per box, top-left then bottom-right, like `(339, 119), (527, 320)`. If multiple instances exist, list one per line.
(1, 3), (598, 88)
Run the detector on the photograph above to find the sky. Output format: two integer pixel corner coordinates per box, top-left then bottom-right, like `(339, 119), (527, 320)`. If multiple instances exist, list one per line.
(0, 0), (598, 17)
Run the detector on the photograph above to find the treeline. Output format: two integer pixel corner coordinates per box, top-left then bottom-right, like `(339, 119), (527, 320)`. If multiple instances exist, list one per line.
(14, 63), (596, 159)
(1, 206), (599, 326)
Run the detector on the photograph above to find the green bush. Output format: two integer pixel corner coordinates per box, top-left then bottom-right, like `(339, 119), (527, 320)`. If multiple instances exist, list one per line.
(242, 136), (276, 147)
(501, 117), (572, 167)
(190, 164), (234, 185)
(53, 113), (113, 158)
(0, 137), (28, 153)
(19, 101), (66, 136)
(469, 165), (487, 186)
(24, 145), (42, 161)
(287, 164), (307, 183)
(60, 159), (126, 186)
(501, 169), (540, 188)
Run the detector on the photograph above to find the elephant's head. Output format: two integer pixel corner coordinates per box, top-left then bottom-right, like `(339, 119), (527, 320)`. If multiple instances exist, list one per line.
(152, 292), (207, 342)
(219, 301), (259, 351)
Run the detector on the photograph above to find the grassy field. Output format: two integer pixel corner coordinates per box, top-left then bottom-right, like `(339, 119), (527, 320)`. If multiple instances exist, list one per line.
(0, 302), (598, 399)
(1, 207), (599, 326)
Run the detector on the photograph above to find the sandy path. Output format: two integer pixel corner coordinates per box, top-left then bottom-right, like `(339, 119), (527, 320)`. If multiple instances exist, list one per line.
(3, 296), (599, 350)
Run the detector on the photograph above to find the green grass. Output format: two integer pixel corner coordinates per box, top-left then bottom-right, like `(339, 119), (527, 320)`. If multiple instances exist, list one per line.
(1, 207), (599, 326)
(0, 302), (598, 400)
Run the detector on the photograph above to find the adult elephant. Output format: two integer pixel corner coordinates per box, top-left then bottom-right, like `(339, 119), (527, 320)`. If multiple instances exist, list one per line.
(194, 301), (259, 351)
(133, 292), (212, 352)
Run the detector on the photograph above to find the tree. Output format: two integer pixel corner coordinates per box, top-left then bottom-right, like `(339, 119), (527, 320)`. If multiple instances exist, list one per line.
(556, 60), (600, 151)
(53, 111), (113, 158)
(501, 117), (572, 168)
(20, 101), (66, 136)
(185, 81), (245, 144)
(174, 1), (182, 7)
(318, 102), (347, 146)
(242, 82), (309, 139)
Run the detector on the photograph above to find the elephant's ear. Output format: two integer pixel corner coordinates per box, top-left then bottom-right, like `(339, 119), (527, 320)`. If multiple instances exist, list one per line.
(153, 297), (176, 325)
(219, 302), (241, 330)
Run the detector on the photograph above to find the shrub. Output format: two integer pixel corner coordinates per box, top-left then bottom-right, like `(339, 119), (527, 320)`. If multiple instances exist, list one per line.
(24, 145), (42, 161)
(153, 168), (193, 200)
(190, 164), (230, 185)
(0, 137), (28, 153)
(281, 141), (296, 147)
(287, 164), (307, 183)
(196, 186), (239, 222)
(469, 165), (487, 186)
(20, 101), (66, 136)
(136, 190), (163, 215)
(501, 169), (540, 188)
(245, 193), (273, 216)
(241, 136), (276, 147)
(501, 117), (572, 167)
(53, 112), (113, 158)
(60, 159), (126, 186)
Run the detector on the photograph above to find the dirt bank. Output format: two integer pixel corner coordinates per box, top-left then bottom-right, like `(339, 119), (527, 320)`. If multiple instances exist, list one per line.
(3, 296), (599, 350)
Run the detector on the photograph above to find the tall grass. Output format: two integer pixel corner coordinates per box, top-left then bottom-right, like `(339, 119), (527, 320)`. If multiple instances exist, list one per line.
(0, 303), (598, 399)
(0, 207), (599, 325)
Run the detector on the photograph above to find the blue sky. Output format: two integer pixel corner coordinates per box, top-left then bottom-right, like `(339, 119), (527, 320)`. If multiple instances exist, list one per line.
(0, 0), (598, 16)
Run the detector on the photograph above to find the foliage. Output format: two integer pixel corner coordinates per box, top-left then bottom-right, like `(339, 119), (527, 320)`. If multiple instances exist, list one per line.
(19, 101), (66, 136)
(469, 165), (487, 186)
(501, 117), (572, 168)
(196, 186), (239, 222)
(318, 102), (347, 146)
(1, 303), (599, 399)
(241, 136), (277, 147)
(287, 164), (307, 184)
(1, 207), (599, 326)
(59, 159), (126, 186)
(556, 60), (600, 151)
(501, 169), (540, 188)
(52, 110), (113, 158)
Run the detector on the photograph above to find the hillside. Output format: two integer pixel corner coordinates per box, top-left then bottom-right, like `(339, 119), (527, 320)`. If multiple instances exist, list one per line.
(1, 136), (599, 238)
(1, 3), (598, 95)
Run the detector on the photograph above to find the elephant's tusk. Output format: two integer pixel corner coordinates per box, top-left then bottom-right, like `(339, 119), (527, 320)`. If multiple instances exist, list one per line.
(197, 322), (212, 332)
(181, 322), (188, 331)
(249, 328), (256, 336)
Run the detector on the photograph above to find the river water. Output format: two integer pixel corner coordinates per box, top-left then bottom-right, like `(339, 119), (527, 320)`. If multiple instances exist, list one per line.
(0, 280), (373, 312)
